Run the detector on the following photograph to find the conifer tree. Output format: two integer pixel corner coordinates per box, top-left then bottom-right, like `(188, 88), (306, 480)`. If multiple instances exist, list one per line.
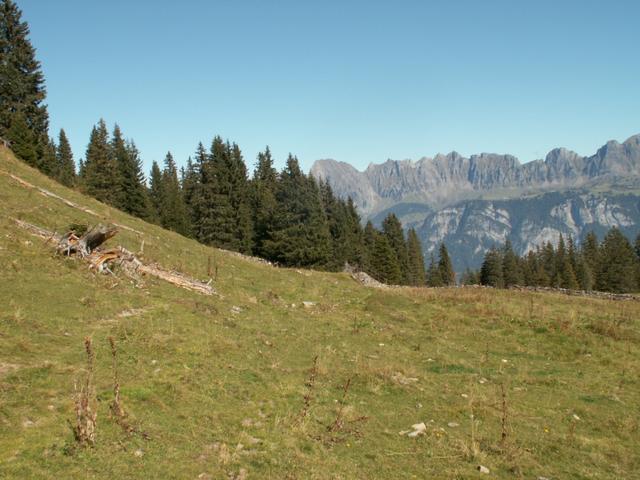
(574, 254), (593, 291)
(480, 247), (503, 287)
(369, 234), (402, 284)
(382, 213), (409, 284)
(406, 228), (426, 286)
(263, 154), (331, 268)
(581, 231), (600, 279)
(227, 143), (253, 254)
(83, 120), (119, 205)
(426, 254), (443, 287)
(437, 242), (455, 286)
(56, 128), (75, 186)
(159, 152), (190, 235)
(250, 147), (278, 258)
(40, 135), (57, 177)
(502, 239), (523, 287)
(6, 110), (37, 166)
(596, 228), (639, 293)
(149, 160), (164, 221)
(361, 220), (377, 272)
(0, 0), (49, 158)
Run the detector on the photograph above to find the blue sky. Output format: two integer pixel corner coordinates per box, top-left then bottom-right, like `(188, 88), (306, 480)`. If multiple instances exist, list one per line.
(19, 0), (640, 173)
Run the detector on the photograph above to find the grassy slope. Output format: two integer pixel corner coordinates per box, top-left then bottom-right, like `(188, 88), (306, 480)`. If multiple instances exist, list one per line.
(0, 147), (638, 479)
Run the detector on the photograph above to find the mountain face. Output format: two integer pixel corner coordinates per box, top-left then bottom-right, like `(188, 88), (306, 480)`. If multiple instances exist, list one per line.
(311, 134), (640, 271)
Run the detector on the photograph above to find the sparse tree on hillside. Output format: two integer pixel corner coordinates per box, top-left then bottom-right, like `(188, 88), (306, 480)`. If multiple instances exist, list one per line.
(382, 213), (409, 283)
(0, 0), (49, 162)
(56, 129), (75, 186)
(82, 119), (119, 205)
(480, 247), (503, 288)
(437, 242), (455, 286)
(406, 228), (426, 286)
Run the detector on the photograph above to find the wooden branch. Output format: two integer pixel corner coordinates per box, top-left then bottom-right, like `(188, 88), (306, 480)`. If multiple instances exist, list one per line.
(13, 218), (215, 296)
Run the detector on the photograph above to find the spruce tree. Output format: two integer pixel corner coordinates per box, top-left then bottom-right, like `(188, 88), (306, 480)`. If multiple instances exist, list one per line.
(437, 242), (455, 286)
(426, 253), (443, 287)
(250, 147), (278, 257)
(382, 213), (409, 284)
(83, 119), (118, 205)
(6, 110), (37, 166)
(581, 231), (600, 281)
(502, 239), (523, 287)
(227, 142), (253, 254)
(0, 0), (49, 159)
(480, 248), (503, 287)
(406, 228), (426, 286)
(320, 181), (352, 271)
(263, 154), (331, 268)
(159, 152), (190, 235)
(40, 135), (57, 177)
(56, 128), (75, 186)
(149, 160), (164, 221)
(596, 228), (639, 293)
(369, 234), (402, 284)
(362, 220), (378, 272)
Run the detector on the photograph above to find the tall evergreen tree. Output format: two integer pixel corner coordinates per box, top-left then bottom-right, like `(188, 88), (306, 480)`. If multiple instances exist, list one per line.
(227, 142), (253, 254)
(596, 228), (639, 293)
(149, 160), (164, 221)
(382, 213), (409, 284)
(263, 154), (331, 267)
(56, 128), (75, 186)
(0, 0), (49, 159)
(437, 242), (455, 286)
(159, 152), (190, 235)
(362, 220), (377, 272)
(502, 239), (523, 287)
(40, 135), (57, 177)
(581, 231), (600, 278)
(480, 247), (503, 287)
(426, 253), (443, 287)
(369, 234), (402, 284)
(83, 119), (118, 205)
(250, 147), (278, 258)
(406, 228), (426, 286)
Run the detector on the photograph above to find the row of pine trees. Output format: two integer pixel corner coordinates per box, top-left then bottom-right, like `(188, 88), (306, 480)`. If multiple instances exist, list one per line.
(466, 229), (640, 294)
(4, 0), (640, 294)
(0, 0), (431, 286)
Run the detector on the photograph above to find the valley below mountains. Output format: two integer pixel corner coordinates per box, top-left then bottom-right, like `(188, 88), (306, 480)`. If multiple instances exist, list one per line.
(311, 134), (640, 272)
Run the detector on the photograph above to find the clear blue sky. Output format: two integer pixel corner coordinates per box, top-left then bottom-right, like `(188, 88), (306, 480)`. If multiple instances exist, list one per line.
(19, 0), (640, 173)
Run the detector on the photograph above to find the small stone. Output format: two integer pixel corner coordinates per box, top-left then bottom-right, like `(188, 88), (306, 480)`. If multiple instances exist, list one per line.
(479, 377), (488, 384)
(231, 306), (242, 314)
(501, 359), (508, 363)
(302, 301), (316, 308)
(378, 343), (385, 347)
(198, 474), (213, 480)
(22, 419), (35, 428)
(461, 393), (468, 398)
(241, 418), (253, 427)
(47, 405), (55, 411)
(572, 414), (581, 421)
(447, 422), (460, 428)
(151, 359), (158, 365)
(478, 465), (490, 474)
(134, 449), (144, 457)
(537, 477), (551, 480)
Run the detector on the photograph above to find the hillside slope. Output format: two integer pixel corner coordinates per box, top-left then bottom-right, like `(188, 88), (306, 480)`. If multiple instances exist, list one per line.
(1, 146), (639, 479)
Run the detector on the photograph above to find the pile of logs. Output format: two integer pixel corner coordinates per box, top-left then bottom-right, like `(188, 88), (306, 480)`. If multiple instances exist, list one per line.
(13, 219), (215, 296)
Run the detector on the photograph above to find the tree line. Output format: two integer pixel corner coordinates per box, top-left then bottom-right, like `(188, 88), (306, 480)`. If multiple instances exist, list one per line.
(464, 229), (640, 294)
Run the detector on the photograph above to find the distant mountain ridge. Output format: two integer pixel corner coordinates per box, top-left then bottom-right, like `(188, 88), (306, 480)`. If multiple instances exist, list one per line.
(311, 134), (640, 272)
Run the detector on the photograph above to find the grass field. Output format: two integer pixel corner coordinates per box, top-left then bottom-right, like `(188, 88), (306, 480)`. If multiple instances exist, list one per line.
(1, 146), (639, 479)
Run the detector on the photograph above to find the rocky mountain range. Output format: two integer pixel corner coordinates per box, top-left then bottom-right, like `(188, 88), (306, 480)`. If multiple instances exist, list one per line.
(311, 134), (640, 272)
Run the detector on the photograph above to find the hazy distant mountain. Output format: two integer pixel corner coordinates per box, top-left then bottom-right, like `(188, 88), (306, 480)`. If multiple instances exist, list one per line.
(311, 134), (640, 271)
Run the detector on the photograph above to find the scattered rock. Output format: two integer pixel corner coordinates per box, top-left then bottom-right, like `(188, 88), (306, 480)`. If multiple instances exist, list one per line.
(572, 414), (581, 421)
(479, 377), (488, 384)
(197, 474), (213, 480)
(241, 418), (253, 427)
(22, 419), (35, 428)
(392, 372), (419, 385)
(461, 393), (469, 398)
(302, 301), (316, 308)
(134, 449), (144, 457)
(537, 477), (551, 480)
(231, 306), (242, 314)
(501, 359), (508, 363)
(478, 465), (490, 474)
(447, 422), (460, 428)
(401, 422), (427, 437)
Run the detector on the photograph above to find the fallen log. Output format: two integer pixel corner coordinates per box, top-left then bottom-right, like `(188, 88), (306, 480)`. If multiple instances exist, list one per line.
(13, 218), (215, 296)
